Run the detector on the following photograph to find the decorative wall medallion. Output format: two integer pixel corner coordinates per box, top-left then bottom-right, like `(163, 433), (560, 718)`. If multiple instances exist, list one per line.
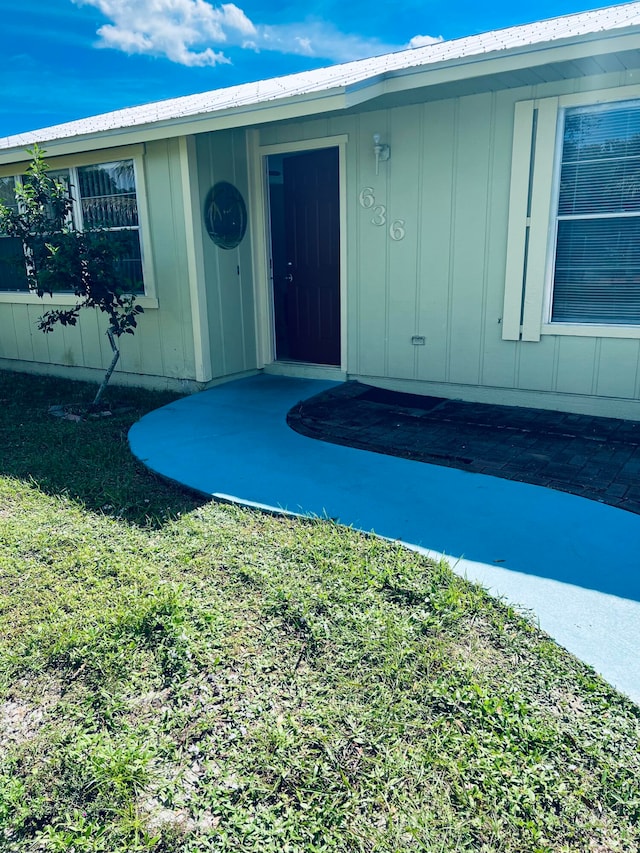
(204, 182), (247, 249)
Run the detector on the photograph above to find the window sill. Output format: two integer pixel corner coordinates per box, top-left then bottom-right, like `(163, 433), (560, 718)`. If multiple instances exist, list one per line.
(0, 292), (159, 310)
(541, 323), (640, 339)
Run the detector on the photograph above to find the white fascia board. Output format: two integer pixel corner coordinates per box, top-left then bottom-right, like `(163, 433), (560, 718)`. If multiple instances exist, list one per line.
(285, 29), (633, 111)
(0, 88), (349, 165)
(366, 30), (640, 101)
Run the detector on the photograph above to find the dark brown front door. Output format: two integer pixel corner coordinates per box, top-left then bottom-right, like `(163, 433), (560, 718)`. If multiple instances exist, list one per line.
(273, 147), (340, 366)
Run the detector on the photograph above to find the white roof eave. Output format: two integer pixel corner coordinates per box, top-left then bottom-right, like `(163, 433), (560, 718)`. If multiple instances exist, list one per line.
(350, 25), (640, 103)
(0, 85), (351, 164)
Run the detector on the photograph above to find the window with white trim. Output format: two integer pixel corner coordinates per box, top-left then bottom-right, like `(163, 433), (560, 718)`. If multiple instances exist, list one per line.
(0, 175), (28, 291)
(550, 100), (640, 326)
(0, 158), (144, 294)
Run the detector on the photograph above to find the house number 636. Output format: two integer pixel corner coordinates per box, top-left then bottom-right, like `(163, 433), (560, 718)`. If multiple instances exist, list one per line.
(358, 187), (406, 241)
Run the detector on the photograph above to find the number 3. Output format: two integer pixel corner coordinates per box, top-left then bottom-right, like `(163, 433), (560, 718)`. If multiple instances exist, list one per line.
(371, 204), (387, 226)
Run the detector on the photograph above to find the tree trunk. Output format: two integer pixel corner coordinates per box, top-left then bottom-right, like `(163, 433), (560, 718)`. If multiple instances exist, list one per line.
(91, 328), (120, 410)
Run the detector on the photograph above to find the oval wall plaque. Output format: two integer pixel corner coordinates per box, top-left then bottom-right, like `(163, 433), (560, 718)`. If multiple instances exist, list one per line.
(204, 182), (247, 249)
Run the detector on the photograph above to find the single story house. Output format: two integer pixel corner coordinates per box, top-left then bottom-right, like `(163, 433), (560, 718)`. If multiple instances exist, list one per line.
(1, 3), (640, 418)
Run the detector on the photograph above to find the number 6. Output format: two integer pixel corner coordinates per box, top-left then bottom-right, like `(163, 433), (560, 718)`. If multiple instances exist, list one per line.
(358, 187), (375, 209)
(389, 219), (406, 241)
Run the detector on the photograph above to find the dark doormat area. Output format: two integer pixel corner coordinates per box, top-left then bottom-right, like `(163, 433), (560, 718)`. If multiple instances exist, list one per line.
(359, 386), (449, 412)
(286, 381), (640, 515)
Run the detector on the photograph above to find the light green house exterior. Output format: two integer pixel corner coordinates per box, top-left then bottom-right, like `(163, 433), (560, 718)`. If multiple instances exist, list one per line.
(1, 4), (640, 417)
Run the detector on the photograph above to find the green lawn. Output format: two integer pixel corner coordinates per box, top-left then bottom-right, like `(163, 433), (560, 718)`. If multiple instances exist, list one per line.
(0, 370), (638, 852)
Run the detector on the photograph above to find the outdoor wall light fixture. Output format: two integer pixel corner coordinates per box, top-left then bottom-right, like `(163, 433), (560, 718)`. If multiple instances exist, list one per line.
(373, 133), (390, 175)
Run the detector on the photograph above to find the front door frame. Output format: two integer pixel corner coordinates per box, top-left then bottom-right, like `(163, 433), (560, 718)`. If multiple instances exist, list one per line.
(248, 132), (349, 374)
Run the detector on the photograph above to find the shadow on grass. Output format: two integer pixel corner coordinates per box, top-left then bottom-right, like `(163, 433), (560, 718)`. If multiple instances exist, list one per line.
(0, 370), (207, 528)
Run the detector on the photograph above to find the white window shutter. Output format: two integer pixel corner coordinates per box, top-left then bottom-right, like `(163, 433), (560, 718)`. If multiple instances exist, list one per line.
(521, 97), (559, 342)
(502, 100), (535, 341)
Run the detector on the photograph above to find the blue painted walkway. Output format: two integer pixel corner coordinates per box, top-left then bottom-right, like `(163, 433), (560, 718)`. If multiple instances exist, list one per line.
(129, 374), (640, 704)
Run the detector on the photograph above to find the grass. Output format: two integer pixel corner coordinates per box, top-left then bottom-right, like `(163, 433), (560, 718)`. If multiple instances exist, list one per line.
(0, 369), (639, 852)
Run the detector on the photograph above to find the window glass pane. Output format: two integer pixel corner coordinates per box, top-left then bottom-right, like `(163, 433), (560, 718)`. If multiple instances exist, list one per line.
(559, 158), (640, 215)
(0, 176), (18, 215)
(562, 106), (640, 162)
(559, 105), (640, 215)
(0, 237), (29, 291)
(0, 161), (144, 295)
(104, 230), (144, 295)
(552, 218), (640, 324)
(0, 177), (28, 291)
(20, 168), (71, 228)
(552, 101), (640, 325)
(78, 160), (139, 228)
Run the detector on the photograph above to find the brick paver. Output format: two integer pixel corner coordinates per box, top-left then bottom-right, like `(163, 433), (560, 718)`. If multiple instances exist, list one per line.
(287, 382), (640, 515)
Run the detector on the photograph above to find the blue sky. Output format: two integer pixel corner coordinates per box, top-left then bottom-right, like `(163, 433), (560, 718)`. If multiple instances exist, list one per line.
(1, 0), (614, 137)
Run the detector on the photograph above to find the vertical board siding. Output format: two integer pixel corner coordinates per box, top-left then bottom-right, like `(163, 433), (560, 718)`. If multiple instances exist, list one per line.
(26, 304), (51, 365)
(416, 99), (456, 384)
(59, 322), (83, 368)
(345, 116), (361, 374)
(480, 91), (520, 389)
(142, 138), (195, 378)
(517, 337), (559, 392)
(596, 339), (640, 399)
(198, 135), (225, 376)
(354, 111), (391, 378)
(0, 138), (196, 381)
(386, 105), (421, 381)
(235, 129), (258, 372)
(555, 337), (598, 396)
(257, 74), (640, 410)
(196, 128), (257, 380)
(0, 307), (18, 359)
(12, 305), (34, 362)
(73, 309), (103, 370)
(448, 93), (493, 386)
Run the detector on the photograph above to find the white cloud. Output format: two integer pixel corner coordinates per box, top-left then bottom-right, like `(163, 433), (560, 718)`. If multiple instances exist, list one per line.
(72, 0), (428, 67)
(73, 0), (256, 66)
(295, 36), (313, 56)
(407, 34), (443, 49)
(253, 21), (398, 64)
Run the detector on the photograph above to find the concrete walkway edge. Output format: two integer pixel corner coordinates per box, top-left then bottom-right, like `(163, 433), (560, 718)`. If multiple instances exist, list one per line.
(129, 374), (640, 705)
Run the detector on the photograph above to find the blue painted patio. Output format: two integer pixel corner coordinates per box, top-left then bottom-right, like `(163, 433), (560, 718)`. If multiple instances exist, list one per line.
(129, 374), (640, 704)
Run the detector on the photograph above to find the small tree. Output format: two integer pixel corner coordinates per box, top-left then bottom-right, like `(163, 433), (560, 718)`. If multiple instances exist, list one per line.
(0, 145), (143, 408)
